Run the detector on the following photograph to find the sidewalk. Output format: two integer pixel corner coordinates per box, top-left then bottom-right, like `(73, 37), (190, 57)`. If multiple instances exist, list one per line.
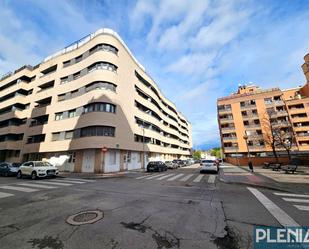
(219, 164), (309, 193)
(58, 169), (145, 179)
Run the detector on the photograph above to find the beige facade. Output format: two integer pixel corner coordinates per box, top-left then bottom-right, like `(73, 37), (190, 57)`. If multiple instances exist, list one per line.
(0, 28), (192, 172)
(218, 52), (309, 158)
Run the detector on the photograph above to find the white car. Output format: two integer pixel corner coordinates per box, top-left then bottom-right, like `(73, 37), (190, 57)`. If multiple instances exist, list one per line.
(200, 160), (219, 174)
(17, 161), (59, 180)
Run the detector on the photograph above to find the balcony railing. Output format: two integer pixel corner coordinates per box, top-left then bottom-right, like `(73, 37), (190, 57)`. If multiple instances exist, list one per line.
(240, 104), (256, 109)
(242, 114), (259, 119)
(218, 108), (232, 113)
(224, 147), (239, 152)
(244, 124), (261, 128)
(248, 145), (265, 150)
(223, 137), (237, 141)
(221, 127), (235, 130)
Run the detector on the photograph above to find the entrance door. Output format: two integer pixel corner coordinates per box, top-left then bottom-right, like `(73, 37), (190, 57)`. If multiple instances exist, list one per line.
(82, 149), (95, 173)
(105, 150), (120, 172)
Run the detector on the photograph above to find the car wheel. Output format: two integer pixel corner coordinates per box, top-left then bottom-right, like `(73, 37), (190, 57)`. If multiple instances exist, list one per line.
(31, 171), (37, 180)
(158, 167), (162, 172)
(17, 171), (22, 179)
(4, 172), (8, 177)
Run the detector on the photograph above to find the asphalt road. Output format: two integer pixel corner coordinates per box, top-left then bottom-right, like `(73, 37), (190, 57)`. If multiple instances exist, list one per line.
(0, 164), (308, 249)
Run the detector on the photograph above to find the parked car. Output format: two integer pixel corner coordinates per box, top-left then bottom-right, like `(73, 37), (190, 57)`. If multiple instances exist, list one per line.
(165, 161), (177, 169)
(200, 159), (219, 174)
(187, 159), (195, 165)
(147, 161), (167, 172)
(17, 161), (59, 180)
(172, 159), (181, 167)
(0, 162), (21, 176)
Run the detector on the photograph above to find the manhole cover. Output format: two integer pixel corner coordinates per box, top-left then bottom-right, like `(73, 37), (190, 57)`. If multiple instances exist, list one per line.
(66, 210), (104, 226)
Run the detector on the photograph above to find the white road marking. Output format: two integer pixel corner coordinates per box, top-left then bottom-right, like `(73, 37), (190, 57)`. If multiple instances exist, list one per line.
(50, 179), (85, 184)
(167, 174), (184, 181)
(247, 187), (299, 227)
(145, 174), (167, 180)
(282, 198), (309, 203)
(180, 174), (194, 182)
(62, 178), (95, 182)
(208, 175), (216, 183)
(136, 175), (151, 179)
(0, 185), (38, 193)
(294, 205), (309, 211)
(16, 183), (57, 189)
(36, 181), (72, 186)
(274, 193), (309, 198)
(156, 174), (175, 180)
(0, 192), (14, 198)
(193, 175), (204, 183)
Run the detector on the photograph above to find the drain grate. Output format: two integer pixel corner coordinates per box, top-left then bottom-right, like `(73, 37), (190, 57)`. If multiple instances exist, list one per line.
(66, 210), (104, 226)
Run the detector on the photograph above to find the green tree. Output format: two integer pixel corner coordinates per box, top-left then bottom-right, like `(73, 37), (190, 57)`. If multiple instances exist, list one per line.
(211, 148), (222, 158)
(193, 150), (202, 160)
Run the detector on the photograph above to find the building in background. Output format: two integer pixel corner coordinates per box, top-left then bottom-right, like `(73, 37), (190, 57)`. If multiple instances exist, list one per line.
(0, 28), (192, 173)
(217, 53), (309, 163)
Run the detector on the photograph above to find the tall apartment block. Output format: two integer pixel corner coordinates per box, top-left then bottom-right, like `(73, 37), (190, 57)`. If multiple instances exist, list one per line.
(0, 28), (192, 173)
(217, 53), (309, 159)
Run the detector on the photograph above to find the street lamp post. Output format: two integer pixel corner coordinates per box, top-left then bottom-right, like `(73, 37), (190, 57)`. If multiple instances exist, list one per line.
(243, 134), (250, 158)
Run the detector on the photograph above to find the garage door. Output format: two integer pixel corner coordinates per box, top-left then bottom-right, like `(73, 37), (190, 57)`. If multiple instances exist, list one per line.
(127, 152), (142, 170)
(105, 150), (120, 172)
(82, 149), (95, 173)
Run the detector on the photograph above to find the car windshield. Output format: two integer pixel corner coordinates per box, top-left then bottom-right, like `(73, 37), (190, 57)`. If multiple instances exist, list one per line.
(202, 160), (214, 163)
(35, 162), (53, 167)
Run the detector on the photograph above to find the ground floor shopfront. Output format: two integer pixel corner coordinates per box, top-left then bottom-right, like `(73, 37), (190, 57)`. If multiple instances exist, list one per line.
(22, 149), (189, 173)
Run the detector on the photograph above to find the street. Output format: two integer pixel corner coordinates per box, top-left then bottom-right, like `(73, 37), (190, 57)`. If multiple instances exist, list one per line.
(0, 164), (309, 249)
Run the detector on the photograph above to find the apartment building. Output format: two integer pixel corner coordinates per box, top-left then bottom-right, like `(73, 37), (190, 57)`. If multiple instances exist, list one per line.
(0, 28), (192, 173)
(217, 52), (309, 159)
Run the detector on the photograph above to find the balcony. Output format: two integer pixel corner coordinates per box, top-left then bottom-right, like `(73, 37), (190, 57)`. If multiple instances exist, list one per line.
(240, 104), (256, 110)
(221, 127), (235, 133)
(244, 124), (261, 129)
(242, 114), (259, 120)
(248, 134), (264, 139)
(248, 145), (265, 151)
(265, 100), (284, 106)
(272, 121), (290, 127)
(224, 147), (239, 152)
(219, 118), (234, 124)
(222, 137), (237, 141)
(218, 108), (232, 114)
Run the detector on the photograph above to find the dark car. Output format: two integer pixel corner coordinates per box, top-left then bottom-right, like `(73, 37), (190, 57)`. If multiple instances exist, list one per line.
(147, 161), (167, 172)
(0, 162), (21, 176)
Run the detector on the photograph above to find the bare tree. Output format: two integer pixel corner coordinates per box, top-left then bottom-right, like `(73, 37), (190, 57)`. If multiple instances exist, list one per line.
(275, 125), (295, 161)
(262, 108), (295, 161)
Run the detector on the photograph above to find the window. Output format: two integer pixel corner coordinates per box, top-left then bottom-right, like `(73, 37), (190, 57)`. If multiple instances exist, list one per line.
(60, 77), (69, 84)
(68, 152), (76, 163)
(58, 94), (66, 101)
(75, 55), (82, 63)
(55, 112), (63, 121)
(51, 132), (60, 141)
(63, 60), (71, 67)
(73, 72), (81, 80)
(126, 152), (131, 163)
(83, 102), (116, 114)
(79, 126), (115, 137)
(68, 109), (76, 118)
(65, 131), (73, 139)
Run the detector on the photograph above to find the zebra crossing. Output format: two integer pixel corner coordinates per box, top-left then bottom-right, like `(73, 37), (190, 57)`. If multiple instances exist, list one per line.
(274, 192), (309, 211)
(135, 173), (216, 184)
(0, 178), (95, 200)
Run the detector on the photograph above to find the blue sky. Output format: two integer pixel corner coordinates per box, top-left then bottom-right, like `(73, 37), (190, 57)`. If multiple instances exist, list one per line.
(1, 0), (309, 149)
